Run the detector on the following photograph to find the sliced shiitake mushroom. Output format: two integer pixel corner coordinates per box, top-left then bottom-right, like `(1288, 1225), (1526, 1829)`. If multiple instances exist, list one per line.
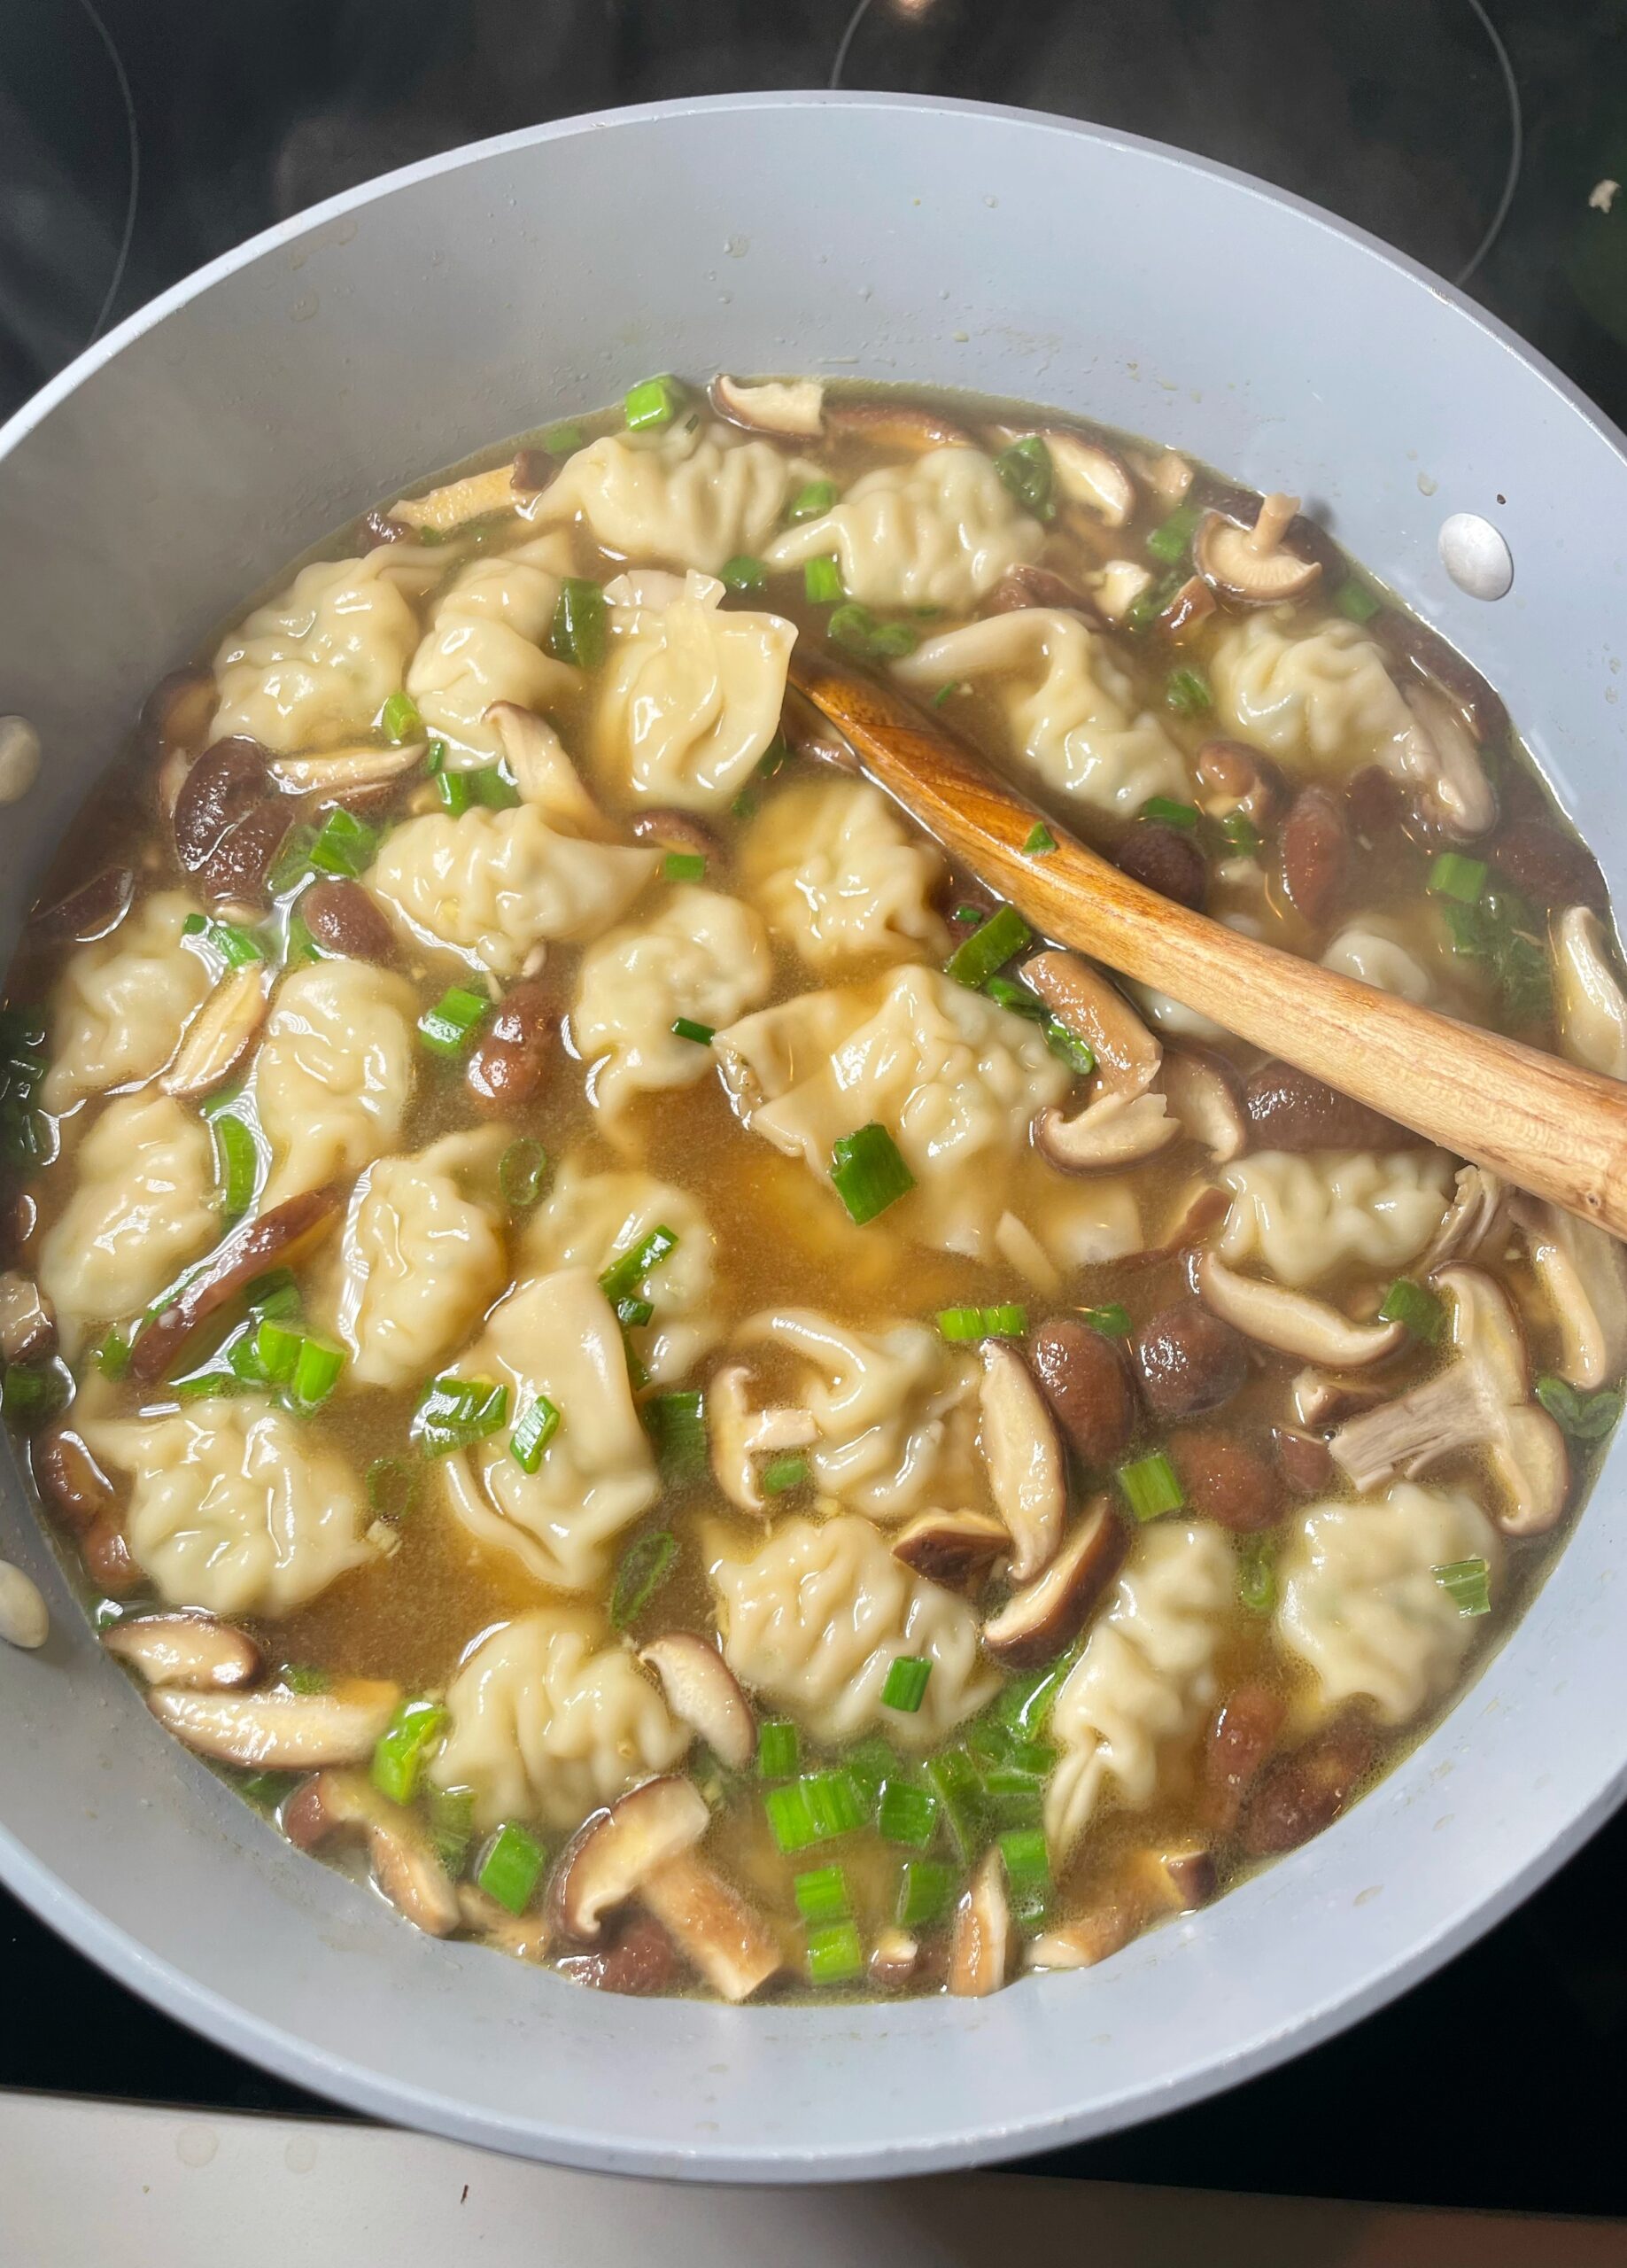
(151, 1679), (400, 1768)
(128, 1184), (343, 1385)
(949, 1847), (1011, 1998)
(981, 1498), (1127, 1666)
(549, 1775), (712, 1945)
(268, 743), (426, 796)
(1133, 1300), (1248, 1421)
(1422, 1164), (1510, 1273)
(1394, 684), (1497, 842)
(1042, 431), (1137, 527)
(301, 879), (399, 963)
(29, 866), (136, 945)
(983, 563), (1099, 618)
(628, 809), (722, 861)
(103, 1612), (262, 1690)
(487, 703), (611, 835)
(1158, 1046), (1247, 1163)
(638, 1635), (754, 1771)
(1021, 951), (1162, 1096)
(284, 1768), (461, 1936)
(1035, 1091), (1181, 1173)
(1028, 1317), (1136, 1467)
(466, 981), (554, 1113)
(1157, 575), (1216, 642)
(1129, 1845), (1218, 1913)
(0, 1270), (55, 1364)
(1195, 493), (1321, 605)
(1290, 1370), (1388, 1428)
(1489, 819), (1608, 915)
(868, 1926), (922, 1990)
(1026, 1907), (1138, 1972)
(32, 1425), (116, 1534)
(978, 1341), (1065, 1583)
(828, 399), (974, 452)
(1196, 1254), (1406, 1369)
(709, 374), (825, 438)
(891, 1508), (1009, 1593)
(458, 1881), (555, 1964)
(1242, 1060), (1418, 1152)
(639, 1848), (783, 2004)
(161, 966), (270, 1099)
(173, 737), (291, 905)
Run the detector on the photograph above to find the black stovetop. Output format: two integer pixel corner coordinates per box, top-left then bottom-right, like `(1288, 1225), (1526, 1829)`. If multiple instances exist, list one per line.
(3, 0), (1627, 2217)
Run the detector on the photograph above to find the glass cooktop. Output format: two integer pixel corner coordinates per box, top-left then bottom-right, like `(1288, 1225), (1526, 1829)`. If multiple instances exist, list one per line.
(1, 0), (1624, 2218)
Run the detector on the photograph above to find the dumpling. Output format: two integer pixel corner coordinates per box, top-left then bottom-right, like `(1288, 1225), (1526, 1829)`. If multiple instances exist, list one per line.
(709, 1512), (999, 1750)
(254, 959), (418, 1207)
(526, 419), (797, 572)
(331, 1129), (508, 1389)
(440, 1266), (659, 1591)
(39, 1092), (218, 1354)
(368, 804), (656, 976)
(732, 1309), (979, 1520)
(211, 547), (438, 754)
(571, 885), (772, 1117)
(82, 1399), (377, 1616)
(43, 891), (212, 1115)
(714, 965), (1069, 1257)
(593, 571), (795, 811)
(405, 534), (580, 766)
(895, 610), (1189, 817)
(430, 1605), (688, 1834)
(740, 778), (949, 972)
(1209, 609), (1413, 771)
(1552, 905), (1627, 1081)
(1216, 1150), (1455, 1289)
(1276, 1484), (1501, 1726)
(1321, 920), (1434, 1005)
(763, 447), (1042, 610)
(524, 1156), (719, 1387)
(1046, 1520), (1237, 1859)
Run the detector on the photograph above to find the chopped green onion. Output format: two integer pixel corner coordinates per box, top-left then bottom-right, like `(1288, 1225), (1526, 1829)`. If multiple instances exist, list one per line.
(646, 1388), (709, 1486)
(548, 578), (608, 669)
(794, 1865), (851, 1922)
(370, 1697), (448, 1806)
(184, 913), (266, 966)
(938, 1301), (1027, 1341)
(878, 1782), (940, 1850)
(309, 807), (378, 878)
(757, 733), (790, 781)
(731, 788), (758, 821)
(670, 1016), (715, 1046)
(992, 435), (1055, 521)
(786, 478), (837, 523)
(882, 1656), (933, 1713)
(418, 985), (489, 1058)
(829, 1122), (916, 1225)
(212, 1113), (259, 1220)
(764, 1781), (818, 1852)
(719, 554), (768, 594)
(236, 1769), (298, 1807)
(283, 907), (319, 967)
(1378, 1278), (1445, 1343)
(435, 769), (473, 816)
(498, 1138), (548, 1209)
(827, 602), (918, 660)
(1220, 812), (1261, 857)
(1146, 503), (1201, 564)
(1239, 1536), (1277, 1615)
(291, 1336), (345, 1410)
(761, 1454), (809, 1497)
(618, 1296), (654, 1332)
(281, 1663), (329, 1695)
(599, 1224), (678, 1304)
(1534, 1375), (1623, 1441)
(998, 1827), (1053, 1930)
(1434, 1556), (1491, 1616)
(469, 764), (521, 811)
(1336, 577), (1383, 623)
(425, 740), (447, 773)
(1021, 821), (1058, 858)
(992, 1657), (1073, 1740)
(624, 373), (686, 431)
(1428, 852), (1488, 905)
(943, 903), (1032, 990)
(246, 1267), (301, 1323)
(366, 1456), (422, 1521)
(1, 1363), (67, 1426)
(936, 1306), (985, 1342)
(509, 1394), (562, 1474)
(983, 1302), (1027, 1337)
(96, 1328), (131, 1380)
(933, 681), (965, 708)
(802, 1768), (863, 1842)
(758, 1720), (800, 1780)
(413, 1373), (509, 1456)
(1142, 796), (1200, 829)
(951, 903), (985, 923)
(610, 1528), (677, 1628)
(543, 421), (585, 454)
(429, 1785), (476, 1875)
(663, 851), (707, 882)
(1081, 1301), (1130, 1339)
(803, 555), (844, 605)
(1045, 1018), (1096, 1075)
(381, 690), (422, 742)
(805, 1919), (864, 1984)
(923, 1748), (982, 1863)
(1166, 666), (1213, 717)
(477, 1821), (545, 1914)
(1118, 1450), (1185, 1523)
(984, 975), (1047, 1018)
(842, 1735), (902, 1816)
(895, 1857), (958, 1930)
(253, 1317), (303, 1386)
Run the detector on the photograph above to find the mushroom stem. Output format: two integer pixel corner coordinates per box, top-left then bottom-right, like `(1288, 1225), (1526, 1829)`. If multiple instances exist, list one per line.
(1247, 492), (1299, 555)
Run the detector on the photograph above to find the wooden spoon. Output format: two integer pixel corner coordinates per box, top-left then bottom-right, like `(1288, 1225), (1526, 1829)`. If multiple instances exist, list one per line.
(787, 646), (1627, 1241)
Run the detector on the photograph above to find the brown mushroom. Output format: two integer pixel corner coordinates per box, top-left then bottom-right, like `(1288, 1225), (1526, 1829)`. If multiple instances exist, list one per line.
(981, 1498), (1127, 1666)
(1196, 1254), (1406, 1369)
(1129, 1846), (1219, 1914)
(638, 1636), (755, 1772)
(549, 1775), (712, 1945)
(29, 866), (136, 944)
(1034, 1091), (1180, 1172)
(487, 703), (612, 835)
(868, 1927), (922, 1991)
(510, 448), (556, 497)
(1242, 1060), (1419, 1152)
(1345, 765), (1405, 844)
(1391, 685), (1496, 840)
(1488, 819), (1608, 914)
(1025, 1907), (1138, 1972)
(978, 1341), (1066, 1583)
(1290, 1370), (1388, 1428)
(103, 1612), (262, 1690)
(1203, 1683), (1287, 1831)
(628, 809), (722, 862)
(983, 563), (1099, 618)
(173, 737), (291, 905)
(1511, 1196), (1627, 1393)
(557, 1910), (682, 1994)
(466, 981), (554, 1113)
(1552, 905), (1627, 1080)
(780, 687), (860, 775)
(1157, 575), (1216, 642)
(1329, 1265), (1569, 1534)
(891, 1509), (1010, 1593)
(1278, 785), (1350, 930)
(32, 1425), (116, 1534)
(1089, 560), (1156, 623)
(391, 462), (520, 533)
(299, 878), (398, 964)
(707, 1365), (819, 1518)
(161, 966), (271, 1099)
(128, 1184), (343, 1385)
(0, 1270), (55, 1364)
(1272, 1426), (1336, 1495)
(1022, 951), (1163, 1095)
(268, 743), (426, 798)
(1158, 1046), (1247, 1163)
(1421, 1164), (1511, 1272)
(639, 1848), (783, 2003)
(1195, 494), (1321, 604)
(1028, 1316), (1136, 1466)
(1195, 738), (1287, 826)
(284, 1768), (461, 1936)
(1242, 1715), (1376, 1857)
(1042, 431), (1137, 527)
(949, 1848), (1011, 1998)
(1133, 1300), (1248, 1420)
(143, 666), (217, 755)
(457, 1882), (555, 1964)
(1115, 821), (1207, 912)
(1167, 1427), (1283, 1534)
(151, 1678), (400, 1768)
(1374, 614), (1507, 748)
(83, 1518), (141, 1596)
(709, 374), (825, 438)
(827, 399), (975, 452)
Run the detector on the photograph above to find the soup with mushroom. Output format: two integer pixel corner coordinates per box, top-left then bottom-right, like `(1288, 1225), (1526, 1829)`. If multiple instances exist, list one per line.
(4, 373), (1623, 2003)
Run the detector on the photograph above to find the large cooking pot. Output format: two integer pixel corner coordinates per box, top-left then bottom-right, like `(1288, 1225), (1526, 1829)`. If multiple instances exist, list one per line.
(2, 93), (1623, 2182)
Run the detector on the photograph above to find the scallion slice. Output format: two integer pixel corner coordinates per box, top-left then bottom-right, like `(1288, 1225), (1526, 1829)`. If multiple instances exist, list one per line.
(803, 555), (844, 605)
(1118, 1450), (1185, 1523)
(291, 1336), (345, 1410)
(413, 1373), (509, 1456)
(1081, 1302), (1131, 1338)
(469, 764), (521, 811)
(936, 1302), (1026, 1342)
(1146, 502), (1201, 564)
(418, 985), (490, 1057)
(509, 1394), (561, 1473)
(802, 1768), (863, 1842)
(992, 435), (1055, 520)
(1220, 811), (1261, 856)
(827, 602), (918, 660)
(599, 1224), (678, 1305)
(933, 680), (965, 708)
(895, 1857), (957, 1930)
(647, 1389), (709, 1485)
(96, 1327), (131, 1380)
(881, 1656), (933, 1714)
(1045, 1018), (1096, 1074)
(662, 850), (707, 882)
(1142, 796), (1200, 829)
(943, 903), (1032, 990)
(624, 374), (686, 431)
(381, 690), (422, 742)
(786, 478), (837, 524)
(609, 1528), (677, 1629)
(429, 1785), (476, 1875)
(616, 1294), (655, 1329)
(877, 1781), (940, 1850)
(1021, 821), (1058, 858)
(1, 1363), (67, 1426)
(1336, 577), (1382, 624)
(758, 1719), (799, 1780)
(1428, 851), (1488, 905)
(998, 1827), (1053, 1930)
(983, 1302), (1027, 1337)
(370, 1697), (448, 1806)
(829, 1122), (915, 1224)
(309, 806), (378, 879)
(761, 1453), (808, 1497)
(1166, 666), (1213, 717)
(477, 1821), (545, 1914)
(805, 1919), (864, 1985)
(719, 554), (767, 594)
(1378, 1277), (1445, 1343)
(498, 1137), (548, 1209)
(184, 913), (266, 966)
(793, 1864), (851, 1922)
(984, 975), (1047, 1018)
(670, 1016), (715, 1046)
(1434, 1556), (1491, 1617)
(922, 1747), (982, 1863)
(843, 1735), (901, 1817)
(212, 1112), (259, 1220)
(281, 1662), (329, 1695)
(936, 1306), (985, 1342)
(764, 1781), (818, 1852)
(548, 577), (608, 669)
(1238, 1536), (1277, 1615)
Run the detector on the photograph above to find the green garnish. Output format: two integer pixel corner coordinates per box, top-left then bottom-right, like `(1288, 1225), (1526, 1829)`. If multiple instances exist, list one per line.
(933, 681), (965, 708)
(429, 1786), (476, 1875)
(1433, 1557), (1491, 1617)
(624, 374), (686, 431)
(1118, 1450), (1185, 1523)
(418, 984), (489, 1057)
(413, 1374), (509, 1456)
(935, 1303), (1027, 1343)
(548, 577), (608, 669)
(599, 1224), (678, 1305)
(663, 851), (707, 882)
(992, 435), (1055, 521)
(309, 807), (378, 879)
(786, 479), (837, 523)
(0, 1006), (48, 1169)
(881, 1657), (933, 1714)
(895, 1858), (957, 1930)
(1428, 852), (1488, 905)
(943, 903), (1032, 990)
(1081, 1302), (1131, 1338)
(370, 1697), (448, 1806)
(1142, 796), (1200, 830)
(96, 1328), (131, 1380)
(793, 1865), (851, 1922)
(211, 1112), (259, 1221)
(290, 1336), (345, 1410)
(366, 1456), (422, 1521)
(826, 602), (918, 659)
(763, 1781), (818, 1852)
(1239, 1537), (1277, 1616)
(802, 1769), (863, 1841)
(805, 1920), (864, 1984)
(381, 690), (422, 742)
(280, 1663), (329, 1695)
(0, 1364), (68, 1426)
(1165, 666), (1213, 717)
(543, 422), (585, 454)
(647, 1389), (709, 1485)
(1220, 812), (1261, 857)
(1535, 1375), (1624, 1441)
(1439, 883), (1551, 1029)
(182, 913), (265, 966)
(720, 555), (768, 594)
(1336, 577), (1383, 624)
(1378, 1277), (1445, 1343)
(509, 1394), (562, 1474)
(803, 556), (844, 604)
(498, 1138), (549, 1209)
(758, 1720), (800, 1780)
(609, 1529), (678, 1628)
(670, 1016), (715, 1046)
(878, 1782), (940, 1850)
(829, 1122), (916, 1224)
(1044, 1019), (1096, 1074)
(1022, 821), (1058, 858)
(1146, 503), (1201, 564)
(477, 1821), (545, 1914)
(998, 1827), (1053, 1930)
(761, 1454), (809, 1497)
(984, 975), (1046, 1019)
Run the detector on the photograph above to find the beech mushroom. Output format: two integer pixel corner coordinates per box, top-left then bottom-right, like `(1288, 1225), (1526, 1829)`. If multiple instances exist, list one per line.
(550, 1775), (712, 1944)
(1168, 1428), (1283, 1534)
(1242, 1059), (1416, 1152)
(1290, 1371), (1387, 1428)
(1130, 1846), (1218, 1914)
(458, 1883), (554, 1965)
(1194, 493), (1321, 604)
(1392, 685), (1496, 840)
(1042, 431), (1137, 526)
(891, 1508), (1010, 1593)
(268, 742), (427, 796)
(488, 703), (614, 836)
(1552, 905), (1627, 1080)
(1421, 1164), (1511, 1272)
(302, 880), (399, 966)
(1272, 1426), (1336, 1495)
(981, 1498), (1126, 1667)
(1158, 1047), (1247, 1162)
(0, 1270), (55, 1364)
(949, 1848), (1011, 1998)
(1329, 1265), (1569, 1534)
(639, 1848), (783, 2003)
(1196, 1254), (1406, 1368)
(284, 1769), (461, 1937)
(869, 1927), (921, 1990)
(150, 1678), (401, 1768)
(1512, 1195), (1627, 1392)
(161, 966), (270, 1099)
(557, 1913), (683, 1993)
(1242, 1716), (1376, 1858)
(638, 1636), (755, 1771)
(708, 1365), (819, 1517)
(103, 1612), (262, 1690)
(1133, 1301), (1248, 1420)
(390, 462), (520, 532)
(978, 1341), (1065, 1582)
(128, 1183), (342, 1384)
(1195, 738), (1288, 826)
(983, 562), (1099, 618)
(1204, 1683), (1287, 1831)
(709, 374), (825, 438)
(1158, 575), (1216, 641)
(1028, 1317), (1136, 1466)
(1024, 950), (1181, 1169)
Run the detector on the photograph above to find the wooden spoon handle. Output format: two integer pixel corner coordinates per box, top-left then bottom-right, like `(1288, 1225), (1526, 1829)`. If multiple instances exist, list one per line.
(789, 647), (1627, 1241)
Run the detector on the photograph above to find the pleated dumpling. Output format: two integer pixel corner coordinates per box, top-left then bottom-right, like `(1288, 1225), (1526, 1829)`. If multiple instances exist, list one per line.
(714, 964), (1069, 1256)
(1320, 921), (1435, 1005)
(405, 533), (580, 766)
(1275, 1485), (1500, 1727)
(38, 1092), (218, 1353)
(1046, 1520), (1237, 1859)
(254, 959), (418, 1207)
(332, 1129), (509, 1389)
(211, 547), (438, 754)
(571, 885), (772, 1117)
(1216, 1150), (1454, 1289)
(430, 1605), (689, 1833)
(594, 571), (795, 812)
(740, 778), (949, 972)
(1209, 608), (1414, 770)
(709, 1513), (998, 1750)
(83, 1399), (377, 1616)
(527, 420), (797, 572)
(42, 891), (212, 1115)
(524, 1156), (719, 1387)
(440, 1266), (659, 1592)
(763, 447), (1042, 610)
(894, 610), (1189, 817)
(368, 804), (656, 976)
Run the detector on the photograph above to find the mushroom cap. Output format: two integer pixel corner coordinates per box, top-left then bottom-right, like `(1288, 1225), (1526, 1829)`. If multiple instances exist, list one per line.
(1421, 1164), (1511, 1273)
(150, 1679), (400, 1768)
(978, 1340), (1066, 1583)
(1197, 1254), (1406, 1368)
(1023, 951), (1161, 1096)
(1392, 685), (1497, 840)
(638, 1635), (754, 1772)
(1195, 510), (1321, 603)
(1158, 1046), (1248, 1162)
(128, 1184), (342, 1384)
(981, 1498), (1127, 1666)
(709, 374), (825, 438)
(103, 1612), (262, 1691)
(891, 1508), (1010, 1593)
(1034, 1091), (1182, 1172)
(284, 1769), (461, 1937)
(161, 964), (270, 1099)
(550, 1775), (712, 1945)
